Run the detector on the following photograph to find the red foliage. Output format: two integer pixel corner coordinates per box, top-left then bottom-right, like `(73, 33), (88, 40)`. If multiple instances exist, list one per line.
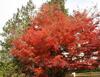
(11, 4), (100, 77)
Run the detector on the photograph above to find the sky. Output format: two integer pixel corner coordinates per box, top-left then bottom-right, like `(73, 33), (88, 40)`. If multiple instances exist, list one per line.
(0, 0), (100, 40)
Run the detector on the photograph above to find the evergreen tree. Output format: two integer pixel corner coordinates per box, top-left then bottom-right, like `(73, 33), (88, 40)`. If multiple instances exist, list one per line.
(0, 0), (34, 76)
(50, 0), (67, 13)
(0, 0), (34, 58)
(3, 0), (34, 42)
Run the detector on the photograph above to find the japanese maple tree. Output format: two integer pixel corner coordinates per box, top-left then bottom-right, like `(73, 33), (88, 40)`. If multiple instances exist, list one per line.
(11, 3), (100, 77)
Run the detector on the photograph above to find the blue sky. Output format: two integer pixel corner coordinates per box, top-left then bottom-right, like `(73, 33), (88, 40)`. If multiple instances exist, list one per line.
(0, 0), (100, 35)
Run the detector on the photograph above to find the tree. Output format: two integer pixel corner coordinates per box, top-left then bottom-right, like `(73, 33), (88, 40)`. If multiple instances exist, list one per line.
(2, 0), (34, 43)
(0, 0), (34, 60)
(11, 3), (100, 77)
(0, 0), (68, 76)
(50, 0), (67, 13)
(0, 0), (34, 76)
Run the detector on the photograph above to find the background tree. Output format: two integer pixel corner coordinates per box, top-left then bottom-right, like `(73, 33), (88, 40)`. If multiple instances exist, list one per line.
(50, 0), (67, 13)
(0, 0), (34, 76)
(3, 0), (34, 44)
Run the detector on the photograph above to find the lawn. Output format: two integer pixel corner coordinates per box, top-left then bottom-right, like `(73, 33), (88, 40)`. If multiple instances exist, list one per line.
(0, 71), (3, 77)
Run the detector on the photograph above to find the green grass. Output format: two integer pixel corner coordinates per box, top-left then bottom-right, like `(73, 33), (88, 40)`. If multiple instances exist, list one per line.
(0, 71), (3, 77)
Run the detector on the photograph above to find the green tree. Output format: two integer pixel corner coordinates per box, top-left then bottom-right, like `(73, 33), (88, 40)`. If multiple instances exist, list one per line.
(1, 0), (34, 57)
(0, 0), (34, 76)
(3, 0), (34, 42)
(50, 0), (67, 13)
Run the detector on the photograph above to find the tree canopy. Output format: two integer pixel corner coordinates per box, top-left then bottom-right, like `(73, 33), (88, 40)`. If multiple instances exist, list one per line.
(11, 3), (100, 77)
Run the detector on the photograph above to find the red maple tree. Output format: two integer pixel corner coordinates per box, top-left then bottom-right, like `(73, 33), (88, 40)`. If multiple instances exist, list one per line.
(11, 4), (100, 77)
